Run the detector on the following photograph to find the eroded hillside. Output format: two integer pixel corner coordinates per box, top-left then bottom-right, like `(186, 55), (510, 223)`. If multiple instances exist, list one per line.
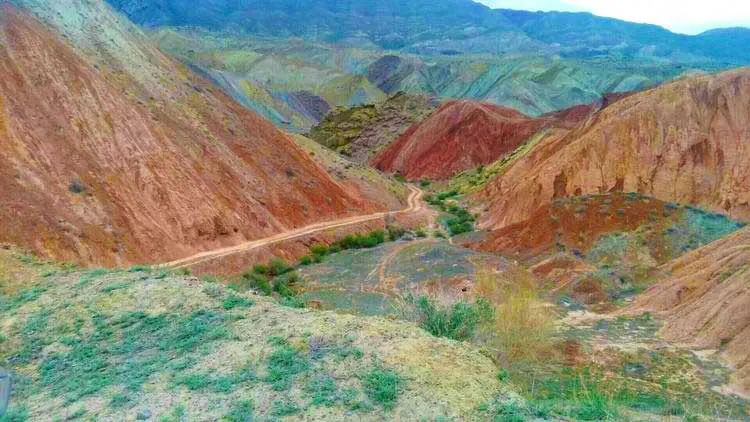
(373, 100), (552, 180)
(0, 2), (393, 267)
(478, 68), (750, 233)
(627, 227), (750, 398)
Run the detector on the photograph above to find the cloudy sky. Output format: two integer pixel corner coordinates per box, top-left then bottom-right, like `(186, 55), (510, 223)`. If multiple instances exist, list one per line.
(476, 0), (750, 34)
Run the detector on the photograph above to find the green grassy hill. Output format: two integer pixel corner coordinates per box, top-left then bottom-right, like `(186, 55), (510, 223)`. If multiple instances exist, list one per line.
(0, 249), (509, 421)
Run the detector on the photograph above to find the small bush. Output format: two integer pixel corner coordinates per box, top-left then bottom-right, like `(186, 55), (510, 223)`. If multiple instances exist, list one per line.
(68, 179), (86, 194)
(222, 294), (253, 310)
(224, 400), (254, 422)
(279, 296), (306, 309)
(363, 368), (403, 409)
(310, 244), (330, 258)
(298, 255), (314, 266)
(415, 227), (427, 238)
(387, 225), (406, 241)
(271, 398), (301, 416)
(306, 374), (338, 406)
(273, 272), (300, 299)
(174, 366), (253, 393)
(109, 393), (131, 409)
(238, 271), (272, 295)
(476, 268), (555, 363)
(127, 265), (151, 273)
(265, 340), (310, 391)
(410, 296), (493, 341)
(333, 230), (386, 250)
(268, 258), (293, 277)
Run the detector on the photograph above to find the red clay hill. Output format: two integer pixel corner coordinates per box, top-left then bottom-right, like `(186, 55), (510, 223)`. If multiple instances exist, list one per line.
(372, 100), (548, 180)
(370, 94), (630, 180)
(0, 3), (385, 267)
(477, 68), (750, 234)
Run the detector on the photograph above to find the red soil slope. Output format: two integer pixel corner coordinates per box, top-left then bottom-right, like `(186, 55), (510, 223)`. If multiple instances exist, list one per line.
(0, 4), (380, 267)
(626, 227), (750, 398)
(478, 69), (750, 233)
(372, 100), (547, 180)
(473, 193), (673, 260)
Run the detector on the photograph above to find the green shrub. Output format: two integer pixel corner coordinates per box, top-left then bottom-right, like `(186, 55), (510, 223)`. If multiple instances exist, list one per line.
(310, 244), (330, 257)
(174, 366), (253, 393)
(109, 393), (131, 409)
(298, 255), (314, 266)
(279, 296), (306, 309)
(409, 296), (493, 341)
(415, 227), (427, 238)
(264, 340), (310, 391)
(224, 400), (254, 422)
(363, 368), (403, 409)
(273, 272), (300, 299)
(333, 230), (386, 250)
(268, 258), (293, 277)
(306, 374), (339, 406)
(387, 225), (406, 241)
(271, 398), (301, 416)
(238, 271), (272, 295)
(222, 295), (253, 310)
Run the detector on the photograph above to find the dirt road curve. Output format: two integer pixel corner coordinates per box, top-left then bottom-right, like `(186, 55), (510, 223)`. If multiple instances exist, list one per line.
(160, 185), (426, 269)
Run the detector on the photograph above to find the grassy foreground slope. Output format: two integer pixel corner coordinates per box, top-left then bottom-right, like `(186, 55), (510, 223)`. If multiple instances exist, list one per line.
(0, 249), (508, 421)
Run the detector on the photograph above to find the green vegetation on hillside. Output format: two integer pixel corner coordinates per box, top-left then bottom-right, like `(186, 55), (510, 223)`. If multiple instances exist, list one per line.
(449, 130), (549, 194)
(425, 190), (476, 236)
(308, 104), (379, 151)
(0, 249), (506, 420)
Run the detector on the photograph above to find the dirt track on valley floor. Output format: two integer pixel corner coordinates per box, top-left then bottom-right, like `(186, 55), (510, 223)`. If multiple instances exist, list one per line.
(160, 185), (428, 269)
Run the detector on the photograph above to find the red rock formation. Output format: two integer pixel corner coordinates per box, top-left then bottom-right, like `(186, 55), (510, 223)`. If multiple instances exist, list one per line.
(0, 4), (381, 267)
(372, 100), (548, 180)
(626, 227), (750, 398)
(478, 69), (750, 233)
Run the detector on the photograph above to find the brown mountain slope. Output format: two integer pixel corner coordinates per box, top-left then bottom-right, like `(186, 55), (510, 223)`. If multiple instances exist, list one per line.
(0, 3), (382, 267)
(626, 227), (750, 398)
(478, 68), (750, 232)
(372, 100), (548, 180)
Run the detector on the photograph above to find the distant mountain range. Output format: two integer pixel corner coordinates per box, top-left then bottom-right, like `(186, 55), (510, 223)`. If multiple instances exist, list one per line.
(108, 0), (750, 63)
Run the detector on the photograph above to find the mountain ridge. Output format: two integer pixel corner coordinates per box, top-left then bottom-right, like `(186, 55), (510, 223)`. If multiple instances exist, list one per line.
(107, 0), (750, 63)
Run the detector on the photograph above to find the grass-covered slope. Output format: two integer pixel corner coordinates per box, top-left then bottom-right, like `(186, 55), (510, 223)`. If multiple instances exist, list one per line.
(307, 92), (438, 163)
(0, 249), (508, 420)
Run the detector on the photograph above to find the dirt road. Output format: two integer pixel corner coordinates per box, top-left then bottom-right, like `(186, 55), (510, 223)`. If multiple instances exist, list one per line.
(161, 185), (427, 269)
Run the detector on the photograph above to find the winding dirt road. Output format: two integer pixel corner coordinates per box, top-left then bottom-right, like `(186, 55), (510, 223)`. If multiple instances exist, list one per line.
(161, 185), (427, 269)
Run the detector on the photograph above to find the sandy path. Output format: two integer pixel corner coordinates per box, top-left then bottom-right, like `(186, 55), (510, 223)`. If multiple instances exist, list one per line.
(160, 185), (426, 269)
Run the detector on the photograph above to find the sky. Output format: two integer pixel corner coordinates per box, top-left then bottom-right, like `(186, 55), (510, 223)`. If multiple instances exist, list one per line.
(476, 0), (750, 34)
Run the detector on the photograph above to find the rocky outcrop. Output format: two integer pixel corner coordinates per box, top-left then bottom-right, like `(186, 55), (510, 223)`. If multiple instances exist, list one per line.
(0, 2), (383, 267)
(373, 100), (549, 180)
(479, 69), (750, 232)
